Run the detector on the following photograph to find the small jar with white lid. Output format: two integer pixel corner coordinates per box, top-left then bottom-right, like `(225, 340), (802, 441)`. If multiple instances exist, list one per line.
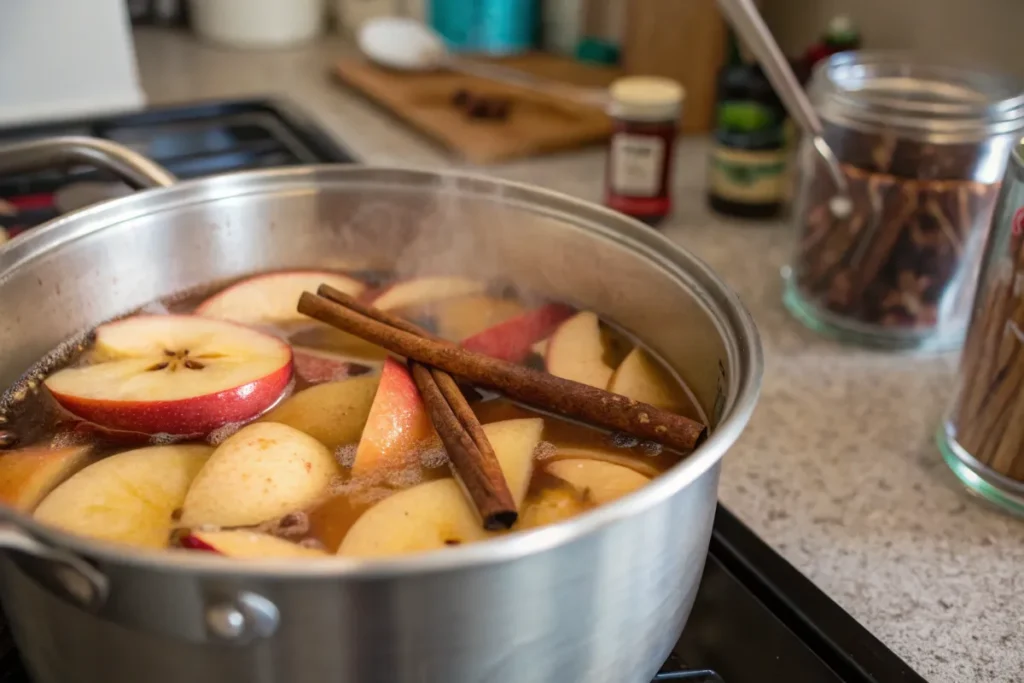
(604, 76), (686, 226)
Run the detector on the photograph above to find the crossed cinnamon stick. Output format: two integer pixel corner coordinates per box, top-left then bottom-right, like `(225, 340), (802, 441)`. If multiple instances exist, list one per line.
(299, 285), (708, 530)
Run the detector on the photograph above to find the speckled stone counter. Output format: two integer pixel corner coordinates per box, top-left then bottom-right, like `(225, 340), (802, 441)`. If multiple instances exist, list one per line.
(132, 28), (1023, 682)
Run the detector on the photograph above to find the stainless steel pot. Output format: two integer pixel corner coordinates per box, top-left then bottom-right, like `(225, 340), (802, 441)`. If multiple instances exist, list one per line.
(0, 138), (762, 683)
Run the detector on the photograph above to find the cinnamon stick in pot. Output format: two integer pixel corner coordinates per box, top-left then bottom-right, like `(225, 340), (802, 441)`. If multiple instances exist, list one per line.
(300, 288), (708, 452)
(312, 285), (518, 529)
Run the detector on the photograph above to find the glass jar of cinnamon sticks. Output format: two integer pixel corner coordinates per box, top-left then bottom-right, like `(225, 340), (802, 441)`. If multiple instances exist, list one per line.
(940, 140), (1024, 514)
(784, 53), (1024, 349)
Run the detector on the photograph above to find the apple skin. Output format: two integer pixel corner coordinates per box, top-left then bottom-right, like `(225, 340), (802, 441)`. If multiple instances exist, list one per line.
(461, 303), (575, 362)
(47, 362), (293, 437)
(45, 315), (294, 437)
(350, 357), (436, 480)
(0, 445), (94, 512)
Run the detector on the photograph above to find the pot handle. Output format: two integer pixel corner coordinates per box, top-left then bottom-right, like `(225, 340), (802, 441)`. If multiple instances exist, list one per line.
(0, 136), (176, 189)
(0, 521), (108, 611)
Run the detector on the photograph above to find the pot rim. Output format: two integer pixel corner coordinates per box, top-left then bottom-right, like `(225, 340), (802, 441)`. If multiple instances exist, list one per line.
(0, 164), (763, 578)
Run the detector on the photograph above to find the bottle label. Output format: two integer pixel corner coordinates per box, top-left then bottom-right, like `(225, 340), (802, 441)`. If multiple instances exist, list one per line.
(708, 145), (788, 204)
(610, 133), (665, 197)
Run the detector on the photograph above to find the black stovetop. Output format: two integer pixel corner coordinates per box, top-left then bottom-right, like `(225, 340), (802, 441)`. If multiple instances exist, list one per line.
(0, 99), (927, 683)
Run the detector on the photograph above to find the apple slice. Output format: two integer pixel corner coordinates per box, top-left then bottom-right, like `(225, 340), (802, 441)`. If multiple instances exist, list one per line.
(181, 422), (339, 528)
(545, 459), (651, 505)
(545, 312), (615, 388)
(0, 445), (94, 512)
(34, 444), (212, 549)
(371, 276), (486, 312)
(433, 295), (526, 341)
(516, 487), (590, 531)
(607, 348), (701, 420)
(288, 327), (388, 364)
(292, 346), (381, 386)
(482, 418), (544, 506)
(338, 479), (488, 558)
(260, 375), (380, 451)
(350, 357), (436, 480)
(181, 530), (328, 559)
(196, 271), (366, 325)
(44, 315), (292, 436)
(461, 303), (575, 362)
(550, 447), (661, 478)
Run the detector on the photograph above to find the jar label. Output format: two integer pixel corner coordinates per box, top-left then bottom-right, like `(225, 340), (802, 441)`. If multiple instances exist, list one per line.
(708, 145), (788, 203)
(611, 133), (665, 197)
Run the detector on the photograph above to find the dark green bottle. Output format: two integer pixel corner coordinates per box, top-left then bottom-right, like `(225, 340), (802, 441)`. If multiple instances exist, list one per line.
(706, 32), (789, 219)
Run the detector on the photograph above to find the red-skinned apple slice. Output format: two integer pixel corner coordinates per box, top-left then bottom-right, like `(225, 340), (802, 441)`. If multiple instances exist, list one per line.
(34, 444), (212, 549)
(544, 311), (615, 388)
(607, 348), (701, 421)
(433, 295), (526, 341)
(0, 445), (94, 512)
(461, 303), (575, 362)
(44, 316), (292, 436)
(371, 276), (486, 312)
(350, 357), (436, 480)
(181, 530), (328, 559)
(196, 271), (366, 325)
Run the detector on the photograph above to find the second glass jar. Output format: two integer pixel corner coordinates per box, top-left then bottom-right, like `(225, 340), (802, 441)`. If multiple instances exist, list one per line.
(784, 52), (1024, 349)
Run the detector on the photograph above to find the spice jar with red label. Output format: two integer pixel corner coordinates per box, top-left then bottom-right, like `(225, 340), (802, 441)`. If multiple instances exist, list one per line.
(604, 76), (685, 226)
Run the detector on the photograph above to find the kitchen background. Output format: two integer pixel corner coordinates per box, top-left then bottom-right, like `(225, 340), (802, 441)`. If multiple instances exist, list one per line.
(1, 1), (1023, 682)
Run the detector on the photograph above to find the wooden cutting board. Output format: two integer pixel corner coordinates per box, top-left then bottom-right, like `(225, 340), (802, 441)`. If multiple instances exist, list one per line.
(332, 55), (619, 164)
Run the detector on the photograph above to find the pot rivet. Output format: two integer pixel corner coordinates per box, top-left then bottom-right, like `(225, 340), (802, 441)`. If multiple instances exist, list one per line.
(206, 604), (246, 639)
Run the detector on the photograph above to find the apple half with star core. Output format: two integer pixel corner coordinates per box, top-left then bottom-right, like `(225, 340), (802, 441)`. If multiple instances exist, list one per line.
(44, 315), (293, 436)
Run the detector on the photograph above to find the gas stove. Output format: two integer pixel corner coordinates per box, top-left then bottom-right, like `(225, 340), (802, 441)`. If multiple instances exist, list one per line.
(0, 99), (927, 683)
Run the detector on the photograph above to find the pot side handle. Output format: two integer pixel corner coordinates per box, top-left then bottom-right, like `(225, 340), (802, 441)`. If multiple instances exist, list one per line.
(0, 136), (176, 189)
(0, 521), (108, 612)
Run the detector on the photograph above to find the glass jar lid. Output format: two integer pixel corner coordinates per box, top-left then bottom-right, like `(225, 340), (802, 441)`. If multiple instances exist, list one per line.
(812, 51), (1024, 142)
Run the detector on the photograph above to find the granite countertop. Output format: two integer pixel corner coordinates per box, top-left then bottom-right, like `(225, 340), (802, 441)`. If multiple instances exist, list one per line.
(132, 28), (1023, 683)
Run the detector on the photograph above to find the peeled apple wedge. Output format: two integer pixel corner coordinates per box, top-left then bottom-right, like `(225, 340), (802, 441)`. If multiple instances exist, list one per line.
(260, 375), (380, 451)
(181, 530), (328, 559)
(44, 315), (292, 436)
(338, 417), (544, 557)
(482, 417), (544, 506)
(34, 444), (212, 549)
(371, 276), (486, 312)
(338, 479), (488, 557)
(607, 347), (700, 420)
(545, 312), (615, 389)
(551, 447), (661, 478)
(516, 487), (590, 531)
(196, 271), (366, 325)
(180, 422), (339, 528)
(0, 445), (94, 512)
(545, 459), (651, 505)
